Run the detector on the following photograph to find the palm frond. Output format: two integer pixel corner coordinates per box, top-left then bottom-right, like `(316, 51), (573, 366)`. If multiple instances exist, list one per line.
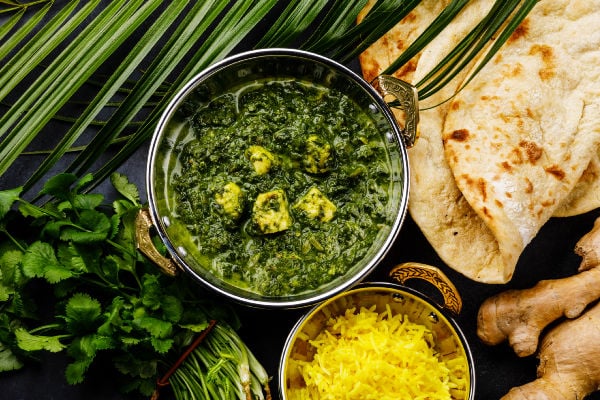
(0, 0), (152, 181)
(0, 0), (538, 198)
(0, 0), (50, 60)
(0, 0), (88, 102)
(24, 0), (190, 190)
(0, 8), (24, 39)
(62, 0), (230, 182)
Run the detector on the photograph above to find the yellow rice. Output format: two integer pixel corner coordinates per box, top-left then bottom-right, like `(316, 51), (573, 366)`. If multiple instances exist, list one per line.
(287, 305), (466, 400)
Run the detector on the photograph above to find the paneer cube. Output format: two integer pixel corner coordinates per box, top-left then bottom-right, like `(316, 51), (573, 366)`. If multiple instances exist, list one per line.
(304, 134), (331, 174)
(252, 189), (292, 234)
(215, 182), (243, 220)
(246, 145), (275, 175)
(293, 186), (336, 222)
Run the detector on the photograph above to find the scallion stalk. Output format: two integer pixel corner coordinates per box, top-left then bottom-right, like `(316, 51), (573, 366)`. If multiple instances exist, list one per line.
(169, 323), (271, 400)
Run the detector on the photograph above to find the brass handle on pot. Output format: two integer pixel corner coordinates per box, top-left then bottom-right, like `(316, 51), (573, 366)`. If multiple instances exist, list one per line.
(135, 208), (179, 277)
(372, 75), (419, 148)
(389, 262), (462, 315)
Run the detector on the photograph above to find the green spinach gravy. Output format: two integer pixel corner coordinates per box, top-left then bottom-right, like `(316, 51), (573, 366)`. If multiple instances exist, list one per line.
(161, 79), (397, 297)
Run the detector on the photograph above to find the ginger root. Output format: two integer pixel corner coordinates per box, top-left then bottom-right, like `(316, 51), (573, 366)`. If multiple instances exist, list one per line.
(477, 216), (600, 357)
(477, 266), (600, 357)
(501, 300), (600, 400)
(575, 216), (600, 271)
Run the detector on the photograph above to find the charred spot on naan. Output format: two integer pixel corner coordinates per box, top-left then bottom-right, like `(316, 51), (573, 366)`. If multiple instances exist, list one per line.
(545, 165), (566, 180)
(448, 129), (469, 142)
(519, 140), (543, 164)
(507, 18), (530, 44)
(529, 44), (556, 80)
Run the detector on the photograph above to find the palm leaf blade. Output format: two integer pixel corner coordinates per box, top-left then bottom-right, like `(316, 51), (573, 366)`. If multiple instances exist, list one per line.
(0, 1), (50, 60)
(23, 0), (191, 191)
(0, 0), (91, 103)
(0, 0), (152, 177)
(68, 0), (231, 177)
(0, 8), (24, 41)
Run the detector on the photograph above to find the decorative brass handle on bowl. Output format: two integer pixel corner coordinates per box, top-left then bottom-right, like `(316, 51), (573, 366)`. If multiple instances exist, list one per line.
(389, 262), (463, 315)
(372, 75), (419, 148)
(135, 208), (179, 277)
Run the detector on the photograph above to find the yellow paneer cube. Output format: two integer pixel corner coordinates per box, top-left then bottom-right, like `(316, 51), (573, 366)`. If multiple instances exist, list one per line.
(304, 135), (331, 174)
(294, 186), (336, 222)
(215, 182), (243, 220)
(246, 145), (275, 175)
(252, 189), (292, 234)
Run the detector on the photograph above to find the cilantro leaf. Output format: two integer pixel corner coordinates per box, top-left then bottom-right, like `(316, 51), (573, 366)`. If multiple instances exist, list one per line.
(57, 244), (87, 274)
(21, 242), (73, 284)
(60, 210), (112, 243)
(65, 293), (102, 334)
(140, 274), (162, 310)
(0, 343), (23, 372)
(14, 328), (66, 352)
(110, 173), (140, 206)
(73, 174), (94, 192)
(0, 187), (22, 220)
(17, 202), (49, 218)
(135, 316), (172, 339)
(44, 264), (76, 284)
(97, 297), (125, 337)
(0, 249), (25, 296)
(160, 295), (183, 323)
(40, 173), (78, 201)
(73, 193), (104, 211)
(22, 241), (61, 279)
(150, 337), (173, 353)
(65, 358), (92, 385)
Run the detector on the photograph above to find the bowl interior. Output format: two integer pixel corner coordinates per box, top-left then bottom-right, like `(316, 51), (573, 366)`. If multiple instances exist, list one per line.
(281, 285), (474, 399)
(148, 50), (409, 307)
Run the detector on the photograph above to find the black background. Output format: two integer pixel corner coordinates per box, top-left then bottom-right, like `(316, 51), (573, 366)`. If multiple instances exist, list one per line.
(2, 2), (600, 399)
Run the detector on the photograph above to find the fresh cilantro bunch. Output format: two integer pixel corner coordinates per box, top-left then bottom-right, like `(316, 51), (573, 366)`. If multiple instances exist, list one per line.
(0, 173), (269, 399)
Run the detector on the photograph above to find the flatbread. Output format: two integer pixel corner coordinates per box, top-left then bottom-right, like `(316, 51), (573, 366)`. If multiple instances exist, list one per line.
(359, 0), (600, 283)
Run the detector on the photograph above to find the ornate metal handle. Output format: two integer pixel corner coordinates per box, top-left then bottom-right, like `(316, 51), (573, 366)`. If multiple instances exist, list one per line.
(389, 262), (462, 315)
(372, 75), (419, 148)
(135, 208), (179, 277)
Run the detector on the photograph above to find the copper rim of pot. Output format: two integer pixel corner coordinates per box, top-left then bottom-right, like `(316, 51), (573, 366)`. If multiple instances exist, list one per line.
(143, 48), (416, 308)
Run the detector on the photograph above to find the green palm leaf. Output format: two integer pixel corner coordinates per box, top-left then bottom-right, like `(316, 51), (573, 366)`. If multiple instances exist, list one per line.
(0, 0), (538, 197)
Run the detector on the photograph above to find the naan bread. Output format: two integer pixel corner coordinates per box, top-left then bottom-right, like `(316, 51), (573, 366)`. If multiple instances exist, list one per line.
(359, 0), (600, 283)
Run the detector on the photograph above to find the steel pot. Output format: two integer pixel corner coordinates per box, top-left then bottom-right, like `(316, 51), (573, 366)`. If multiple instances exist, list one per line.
(140, 48), (418, 308)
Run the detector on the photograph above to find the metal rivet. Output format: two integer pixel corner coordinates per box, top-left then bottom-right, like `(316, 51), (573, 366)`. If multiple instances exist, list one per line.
(428, 312), (439, 324)
(392, 293), (405, 303)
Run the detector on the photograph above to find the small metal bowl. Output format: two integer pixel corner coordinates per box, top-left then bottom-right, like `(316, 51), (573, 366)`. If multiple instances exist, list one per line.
(279, 263), (476, 399)
(141, 48), (417, 308)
